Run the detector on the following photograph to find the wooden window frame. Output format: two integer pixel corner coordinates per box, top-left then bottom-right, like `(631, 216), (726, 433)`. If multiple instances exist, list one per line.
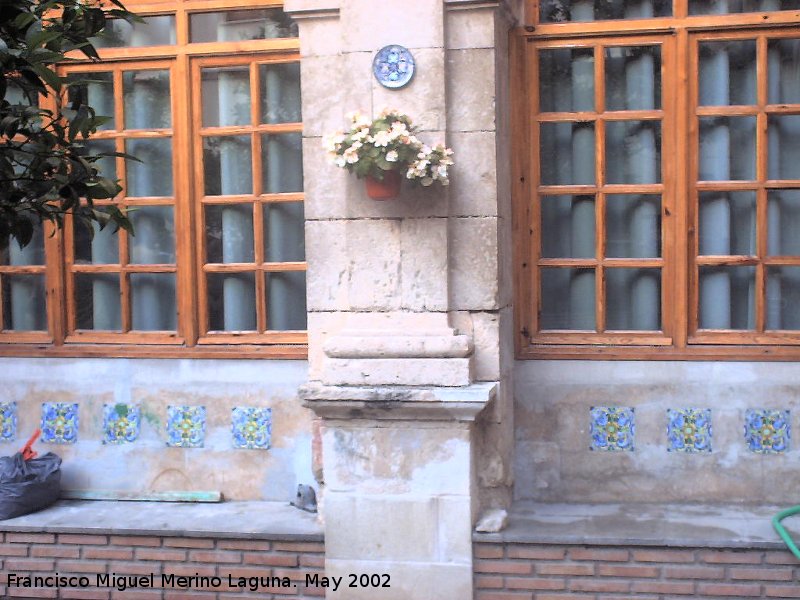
(0, 0), (307, 359)
(513, 1), (800, 360)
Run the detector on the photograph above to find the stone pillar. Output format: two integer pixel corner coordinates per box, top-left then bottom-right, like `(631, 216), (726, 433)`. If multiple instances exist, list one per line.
(285, 0), (517, 597)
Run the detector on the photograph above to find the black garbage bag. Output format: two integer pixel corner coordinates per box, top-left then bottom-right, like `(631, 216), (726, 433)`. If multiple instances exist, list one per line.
(0, 452), (61, 520)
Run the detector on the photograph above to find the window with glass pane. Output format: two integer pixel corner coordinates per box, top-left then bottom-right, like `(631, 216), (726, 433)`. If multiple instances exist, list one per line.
(196, 57), (305, 337)
(535, 40), (664, 336)
(518, 3), (800, 355)
(0, 1), (303, 353)
(694, 32), (800, 337)
(66, 64), (178, 336)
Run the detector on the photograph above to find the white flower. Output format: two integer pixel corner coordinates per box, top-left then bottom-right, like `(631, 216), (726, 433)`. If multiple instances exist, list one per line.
(436, 165), (448, 179)
(386, 150), (399, 162)
(335, 156), (347, 168)
(372, 130), (392, 147)
(343, 148), (359, 164)
(418, 145), (432, 159)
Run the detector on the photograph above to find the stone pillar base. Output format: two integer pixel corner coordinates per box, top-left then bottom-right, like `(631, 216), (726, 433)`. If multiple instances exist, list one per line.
(299, 382), (496, 600)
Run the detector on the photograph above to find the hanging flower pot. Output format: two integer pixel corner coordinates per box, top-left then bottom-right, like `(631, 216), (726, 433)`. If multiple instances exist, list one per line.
(365, 170), (401, 200)
(323, 109), (454, 201)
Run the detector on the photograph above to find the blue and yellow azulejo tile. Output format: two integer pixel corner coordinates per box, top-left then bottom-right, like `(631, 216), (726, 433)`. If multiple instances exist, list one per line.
(590, 406), (635, 451)
(166, 405), (206, 448)
(0, 401), (17, 442)
(41, 402), (79, 444)
(667, 408), (712, 453)
(231, 407), (272, 450)
(744, 409), (790, 454)
(103, 403), (141, 445)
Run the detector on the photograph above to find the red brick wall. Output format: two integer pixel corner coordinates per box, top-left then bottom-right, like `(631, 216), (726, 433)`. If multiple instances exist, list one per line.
(0, 532), (324, 599)
(474, 542), (800, 599)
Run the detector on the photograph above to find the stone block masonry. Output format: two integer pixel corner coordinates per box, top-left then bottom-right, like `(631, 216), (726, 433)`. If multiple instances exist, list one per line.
(474, 541), (800, 599)
(0, 532), (325, 599)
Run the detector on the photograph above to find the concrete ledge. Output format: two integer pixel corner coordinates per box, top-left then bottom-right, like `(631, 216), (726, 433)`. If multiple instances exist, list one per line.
(300, 381), (497, 421)
(474, 502), (793, 550)
(0, 500), (323, 541)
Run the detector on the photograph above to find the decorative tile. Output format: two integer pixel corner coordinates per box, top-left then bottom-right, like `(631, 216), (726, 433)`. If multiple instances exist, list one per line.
(232, 407), (272, 450)
(667, 408), (712, 453)
(590, 406), (635, 451)
(166, 405), (206, 448)
(745, 409), (790, 454)
(103, 403), (141, 445)
(41, 402), (79, 444)
(0, 402), (17, 442)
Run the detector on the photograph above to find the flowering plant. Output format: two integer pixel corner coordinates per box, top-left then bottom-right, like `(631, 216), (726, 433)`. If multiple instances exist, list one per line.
(323, 109), (454, 187)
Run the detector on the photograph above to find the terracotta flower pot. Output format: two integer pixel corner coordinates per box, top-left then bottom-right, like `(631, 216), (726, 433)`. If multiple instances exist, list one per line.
(365, 170), (401, 200)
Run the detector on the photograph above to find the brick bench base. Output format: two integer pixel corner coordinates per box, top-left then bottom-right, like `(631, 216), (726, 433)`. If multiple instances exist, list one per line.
(0, 532), (325, 599)
(474, 541), (800, 599)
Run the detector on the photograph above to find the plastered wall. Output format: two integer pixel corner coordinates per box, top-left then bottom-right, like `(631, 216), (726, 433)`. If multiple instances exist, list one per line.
(0, 358), (315, 501)
(514, 360), (800, 504)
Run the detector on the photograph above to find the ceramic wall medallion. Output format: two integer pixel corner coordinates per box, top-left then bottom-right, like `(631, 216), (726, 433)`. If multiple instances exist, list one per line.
(103, 403), (141, 445)
(231, 407), (272, 450)
(590, 406), (635, 451)
(667, 408), (712, 453)
(41, 402), (79, 444)
(373, 45), (415, 89)
(0, 402), (17, 442)
(744, 408), (790, 454)
(166, 405), (206, 448)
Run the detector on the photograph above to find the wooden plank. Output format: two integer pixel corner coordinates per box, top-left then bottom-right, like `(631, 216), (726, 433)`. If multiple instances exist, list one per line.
(61, 490), (223, 503)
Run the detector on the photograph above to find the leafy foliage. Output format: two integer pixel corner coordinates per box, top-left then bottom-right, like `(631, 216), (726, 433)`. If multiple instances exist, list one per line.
(0, 0), (137, 249)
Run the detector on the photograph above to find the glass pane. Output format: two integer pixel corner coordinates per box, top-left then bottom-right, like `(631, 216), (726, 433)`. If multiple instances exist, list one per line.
(190, 9), (298, 43)
(260, 63), (302, 124)
(699, 191), (756, 255)
(699, 41), (757, 106)
(67, 72), (114, 130)
(202, 67), (251, 127)
(540, 195), (595, 258)
(699, 266), (756, 329)
(605, 46), (661, 111)
(208, 272), (256, 331)
(699, 117), (756, 181)
(0, 224), (45, 266)
(768, 190), (800, 255)
(690, 0), (800, 14)
(767, 266), (800, 329)
(540, 267), (596, 330)
(539, 48), (595, 113)
(606, 268), (661, 330)
(768, 39), (800, 105)
(80, 139), (117, 181)
(123, 70), (171, 129)
(75, 273), (121, 330)
(266, 271), (306, 330)
(204, 136), (253, 196)
(125, 138), (173, 196)
(5, 80), (38, 106)
(540, 0), (671, 22)
(73, 218), (119, 265)
(131, 273), (176, 331)
(606, 195), (661, 258)
(605, 121), (661, 184)
(129, 206), (175, 264)
(264, 202), (305, 262)
(540, 122), (595, 185)
(261, 133), (303, 193)
(768, 116), (800, 180)
(91, 15), (176, 48)
(205, 204), (255, 263)
(2, 275), (46, 331)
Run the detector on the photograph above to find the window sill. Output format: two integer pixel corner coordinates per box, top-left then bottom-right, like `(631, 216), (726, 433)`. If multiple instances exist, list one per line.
(519, 344), (800, 361)
(0, 343), (308, 360)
